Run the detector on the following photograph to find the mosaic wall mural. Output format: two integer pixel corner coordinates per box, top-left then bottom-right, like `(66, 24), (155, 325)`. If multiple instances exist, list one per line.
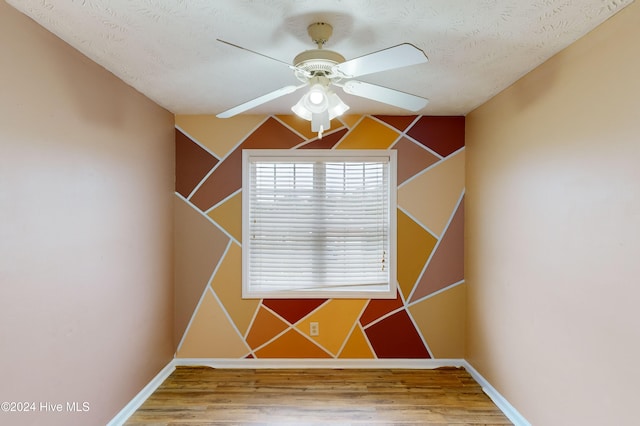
(174, 114), (465, 359)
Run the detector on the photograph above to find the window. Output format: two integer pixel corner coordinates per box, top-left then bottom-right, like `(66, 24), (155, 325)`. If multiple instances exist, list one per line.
(242, 149), (397, 299)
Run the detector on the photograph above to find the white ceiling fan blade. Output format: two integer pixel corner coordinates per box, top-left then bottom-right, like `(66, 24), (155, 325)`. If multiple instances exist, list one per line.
(217, 39), (292, 68)
(216, 85), (305, 118)
(342, 80), (428, 111)
(333, 43), (428, 78)
(217, 39), (310, 77)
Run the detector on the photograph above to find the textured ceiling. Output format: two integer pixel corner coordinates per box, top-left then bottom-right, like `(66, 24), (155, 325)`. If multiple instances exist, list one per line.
(7, 0), (633, 116)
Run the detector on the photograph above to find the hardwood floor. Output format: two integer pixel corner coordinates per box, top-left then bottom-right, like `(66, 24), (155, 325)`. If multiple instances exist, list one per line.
(125, 366), (512, 425)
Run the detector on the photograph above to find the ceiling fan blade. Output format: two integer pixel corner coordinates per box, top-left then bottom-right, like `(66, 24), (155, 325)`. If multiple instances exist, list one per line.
(217, 39), (312, 79)
(217, 39), (303, 73)
(333, 43), (428, 78)
(216, 85), (305, 118)
(341, 80), (428, 112)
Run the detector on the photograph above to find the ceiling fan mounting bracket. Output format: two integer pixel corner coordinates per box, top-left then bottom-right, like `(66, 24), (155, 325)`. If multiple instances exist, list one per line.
(307, 22), (333, 48)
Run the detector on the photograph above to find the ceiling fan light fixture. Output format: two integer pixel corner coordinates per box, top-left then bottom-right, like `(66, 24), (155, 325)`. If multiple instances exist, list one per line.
(292, 85), (349, 138)
(291, 96), (312, 120)
(292, 81), (349, 125)
(308, 84), (326, 105)
(292, 83), (330, 119)
(327, 91), (349, 118)
(311, 110), (330, 133)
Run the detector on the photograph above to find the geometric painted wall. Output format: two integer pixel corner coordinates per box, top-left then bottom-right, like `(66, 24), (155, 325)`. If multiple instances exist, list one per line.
(173, 113), (465, 359)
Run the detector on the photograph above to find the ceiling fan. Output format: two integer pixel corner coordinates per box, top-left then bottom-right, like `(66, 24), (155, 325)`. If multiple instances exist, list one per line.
(216, 22), (429, 137)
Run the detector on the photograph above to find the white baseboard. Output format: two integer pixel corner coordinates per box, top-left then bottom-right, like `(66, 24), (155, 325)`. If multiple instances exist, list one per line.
(462, 361), (531, 426)
(173, 357), (466, 369)
(106, 361), (176, 426)
(109, 358), (529, 425)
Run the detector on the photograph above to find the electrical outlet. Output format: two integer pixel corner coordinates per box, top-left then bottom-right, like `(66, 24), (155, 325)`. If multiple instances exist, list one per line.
(310, 322), (319, 336)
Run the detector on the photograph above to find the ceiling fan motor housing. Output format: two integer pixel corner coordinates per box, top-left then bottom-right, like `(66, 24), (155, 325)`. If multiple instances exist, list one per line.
(293, 49), (345, 80)
(293, 22), (345, 82)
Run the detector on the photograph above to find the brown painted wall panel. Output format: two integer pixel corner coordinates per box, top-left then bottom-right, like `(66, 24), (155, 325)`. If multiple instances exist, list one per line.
(174, 195), (230, 348)
(189, 117), (303, 211)
(407, 116), (465, 157)
(410, 197), (464, 302)
(394, 136), (440, 184)
(365, 310), (431, 358)
(375, 115), (417, 132)
(175, 129), (219, 197)
(189, 147), (243, 212)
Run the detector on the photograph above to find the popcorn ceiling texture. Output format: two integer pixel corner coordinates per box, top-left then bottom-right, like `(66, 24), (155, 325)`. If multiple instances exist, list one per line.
(6, 0), (634, 115)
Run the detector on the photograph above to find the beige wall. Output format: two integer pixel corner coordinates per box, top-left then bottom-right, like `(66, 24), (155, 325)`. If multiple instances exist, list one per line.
(0, 3), (175, 425)
(465, 2), (640, 425)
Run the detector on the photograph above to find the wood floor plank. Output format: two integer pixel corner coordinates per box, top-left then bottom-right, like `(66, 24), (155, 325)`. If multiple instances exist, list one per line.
(125, 366), (512, 425)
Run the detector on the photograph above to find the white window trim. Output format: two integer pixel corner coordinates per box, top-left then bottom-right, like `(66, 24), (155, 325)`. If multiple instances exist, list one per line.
(242, 149), (397, 299)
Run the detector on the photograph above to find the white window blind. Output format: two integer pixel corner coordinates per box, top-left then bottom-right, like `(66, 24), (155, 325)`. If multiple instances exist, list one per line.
(242, 149), (397, 299)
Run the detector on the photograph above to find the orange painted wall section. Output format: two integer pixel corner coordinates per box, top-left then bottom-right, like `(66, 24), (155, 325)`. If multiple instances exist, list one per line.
(174, 114), (465, 359)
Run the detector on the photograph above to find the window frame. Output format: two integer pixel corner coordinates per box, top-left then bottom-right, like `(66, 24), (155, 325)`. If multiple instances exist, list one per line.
(242, 149), (397, 299)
